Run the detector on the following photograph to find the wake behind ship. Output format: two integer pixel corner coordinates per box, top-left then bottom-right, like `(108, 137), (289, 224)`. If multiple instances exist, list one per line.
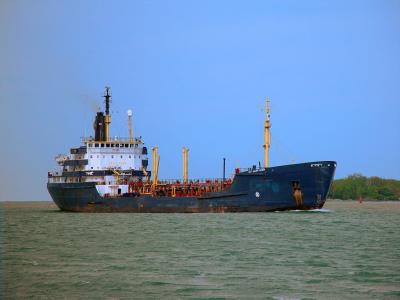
(47, 87), (336, 212)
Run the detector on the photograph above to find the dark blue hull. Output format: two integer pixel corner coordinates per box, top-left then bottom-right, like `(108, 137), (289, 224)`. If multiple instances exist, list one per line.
(47, 161), (336, 212)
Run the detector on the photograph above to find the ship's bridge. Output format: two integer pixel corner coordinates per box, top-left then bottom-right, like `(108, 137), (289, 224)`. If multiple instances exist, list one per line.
(58, 136), (149, 173)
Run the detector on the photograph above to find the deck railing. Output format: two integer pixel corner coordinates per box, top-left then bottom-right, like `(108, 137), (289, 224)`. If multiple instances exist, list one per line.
(81, 136), (143, 144)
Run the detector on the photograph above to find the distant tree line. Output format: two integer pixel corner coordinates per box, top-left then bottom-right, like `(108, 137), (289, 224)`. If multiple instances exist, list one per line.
(328, 173), (400, 200)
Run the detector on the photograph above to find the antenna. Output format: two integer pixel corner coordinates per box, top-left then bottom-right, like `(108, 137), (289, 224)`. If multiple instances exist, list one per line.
(103, 87), (111, 115)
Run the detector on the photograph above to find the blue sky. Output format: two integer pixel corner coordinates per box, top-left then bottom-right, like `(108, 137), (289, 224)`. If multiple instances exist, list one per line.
(0, 0), (399, 201)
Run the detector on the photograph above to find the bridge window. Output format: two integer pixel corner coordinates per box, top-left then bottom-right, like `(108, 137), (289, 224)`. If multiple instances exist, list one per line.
(95, 143), (99, 147)
(106, 143), (110, 148)
(111, 144), (114, 148)
(125, 144), (128, 148)
(101, 143), (104, 148)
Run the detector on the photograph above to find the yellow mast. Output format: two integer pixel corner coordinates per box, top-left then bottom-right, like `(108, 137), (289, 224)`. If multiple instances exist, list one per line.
(152, 147), (159, 187)
(182, 147), (189, 184)
(104, 115), (111, 142)
(156, 155), (160, 184)
(263, 96), (271, 169)
(127, 110), (133, 143)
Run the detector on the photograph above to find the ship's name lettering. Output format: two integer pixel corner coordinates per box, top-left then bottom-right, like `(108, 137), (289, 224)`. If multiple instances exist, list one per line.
(310, 163), (323, 167)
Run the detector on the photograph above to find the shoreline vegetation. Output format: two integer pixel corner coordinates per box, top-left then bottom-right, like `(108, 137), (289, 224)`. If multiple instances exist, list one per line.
(329, 174), (400, 201)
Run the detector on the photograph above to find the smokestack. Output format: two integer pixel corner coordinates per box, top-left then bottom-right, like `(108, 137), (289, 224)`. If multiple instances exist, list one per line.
(93, 112), (105, 141)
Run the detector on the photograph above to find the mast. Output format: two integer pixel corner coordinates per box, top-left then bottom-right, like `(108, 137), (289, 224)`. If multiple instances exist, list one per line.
(223, 158), (226, 182)
(263, 96), (271, 169)
(127, 110), (133, 143)
(103, 87), (112, 142)
(182, 147), (189, 184)
(152, 147), (159, 187)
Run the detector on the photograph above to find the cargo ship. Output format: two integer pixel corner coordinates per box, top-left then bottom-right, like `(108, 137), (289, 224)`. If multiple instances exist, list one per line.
(47, 87), (336, 212)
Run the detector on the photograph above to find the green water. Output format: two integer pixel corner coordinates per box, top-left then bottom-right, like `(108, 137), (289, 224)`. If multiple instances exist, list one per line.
(1, 201), (399, 299)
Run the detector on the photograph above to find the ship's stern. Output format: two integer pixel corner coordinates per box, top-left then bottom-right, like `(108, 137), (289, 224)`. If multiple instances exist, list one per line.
(47, 182), (99, 212)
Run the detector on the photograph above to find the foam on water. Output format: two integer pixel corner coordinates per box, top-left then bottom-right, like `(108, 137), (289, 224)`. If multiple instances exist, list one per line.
(293, 208), (332, 213)
(275, 208), (332, 213)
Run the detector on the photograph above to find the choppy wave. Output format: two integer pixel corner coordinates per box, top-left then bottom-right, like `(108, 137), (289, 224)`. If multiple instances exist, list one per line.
(2, 200), (400, 299)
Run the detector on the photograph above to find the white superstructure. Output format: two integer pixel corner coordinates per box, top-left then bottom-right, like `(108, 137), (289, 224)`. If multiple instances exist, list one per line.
(48, 87), (151, 197)
(63, 138), (148, 172)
